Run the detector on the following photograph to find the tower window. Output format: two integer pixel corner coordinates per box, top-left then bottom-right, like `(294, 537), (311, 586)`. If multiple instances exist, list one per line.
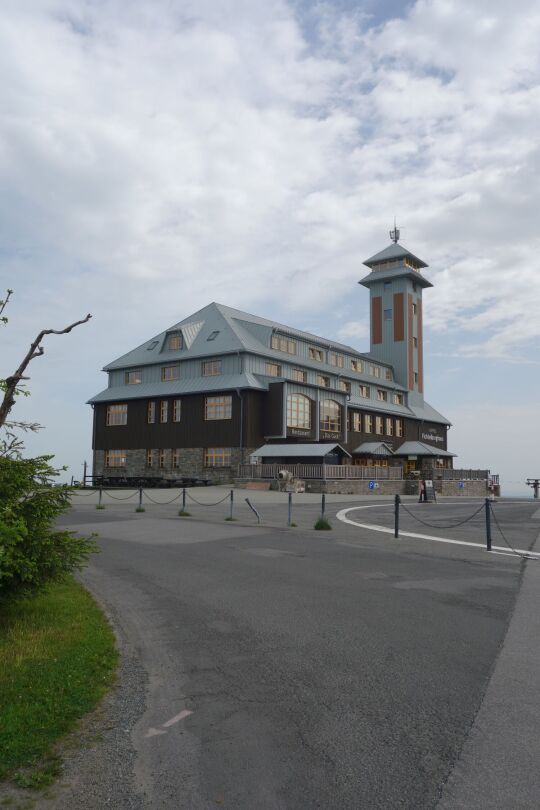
(384, 309), (392, 321)
(413, 303), (417, 315)
(384, 281), (392, 289)
(413, 337), (418, 348)
(414, 372), (418, 384)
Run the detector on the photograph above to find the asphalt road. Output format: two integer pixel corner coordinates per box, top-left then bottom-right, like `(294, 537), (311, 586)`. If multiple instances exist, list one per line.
(41, 497), (539, 809)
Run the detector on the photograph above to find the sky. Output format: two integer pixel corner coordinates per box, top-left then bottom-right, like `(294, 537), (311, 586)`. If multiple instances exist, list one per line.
(1, 0), (539, 495)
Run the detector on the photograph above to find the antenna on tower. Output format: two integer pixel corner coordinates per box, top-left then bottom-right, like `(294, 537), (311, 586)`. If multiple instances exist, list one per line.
(389, 217), (400, 244)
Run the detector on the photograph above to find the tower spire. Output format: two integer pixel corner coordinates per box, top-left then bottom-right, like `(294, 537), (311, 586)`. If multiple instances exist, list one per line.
(389, 217), (400, 244)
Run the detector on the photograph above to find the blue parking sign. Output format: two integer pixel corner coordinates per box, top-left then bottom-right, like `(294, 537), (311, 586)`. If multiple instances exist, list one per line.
(368, 480), (375, 490)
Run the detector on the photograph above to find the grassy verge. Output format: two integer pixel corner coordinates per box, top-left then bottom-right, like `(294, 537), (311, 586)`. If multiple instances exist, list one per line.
(0, 577), (117, 788)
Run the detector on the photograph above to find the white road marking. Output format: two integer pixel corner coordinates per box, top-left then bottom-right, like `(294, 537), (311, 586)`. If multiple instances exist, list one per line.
(336, 506), (540, 559)
(145, 727), (167, 738)
(162, 709), (193, 727)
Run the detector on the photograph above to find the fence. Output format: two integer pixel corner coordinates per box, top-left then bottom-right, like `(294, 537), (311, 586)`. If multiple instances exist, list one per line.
(440, 469), (494, 481)
(237, 463), (404, 480)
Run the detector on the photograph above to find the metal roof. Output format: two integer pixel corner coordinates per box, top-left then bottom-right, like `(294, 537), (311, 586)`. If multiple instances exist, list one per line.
(363, 242), (428, 269)
(87, 373), (265, 404)
(252, 443), (351, 458)
(393, 441), (456, 457)
(352, 442), (395, 456)
(358, 265), (433, 290)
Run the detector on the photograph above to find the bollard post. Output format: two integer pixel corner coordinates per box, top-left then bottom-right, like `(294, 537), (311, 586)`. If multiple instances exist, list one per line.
(139, 486), (143, 510)
(485, 498), (492, 551)
(394, 493), (400, 539)
(229, 489), (234, 520)
(321, 492), (326, 520)
(288, 491), (293, 527)
(97, 485), (104, 509)
(182, 487), (186, 513)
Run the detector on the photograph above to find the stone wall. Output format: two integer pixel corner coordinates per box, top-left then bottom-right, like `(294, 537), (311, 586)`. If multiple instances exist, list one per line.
(437, 480), (488, 497)
(300, 479), (408, 496)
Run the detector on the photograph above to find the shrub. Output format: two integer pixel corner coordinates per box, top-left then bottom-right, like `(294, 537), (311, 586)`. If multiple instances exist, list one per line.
(0, 455), (97, 597)
(314, 517), (332, 531)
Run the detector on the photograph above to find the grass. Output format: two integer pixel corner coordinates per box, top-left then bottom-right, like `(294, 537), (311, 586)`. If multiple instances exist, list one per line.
(135, 506), (146, 513)
(0, 578), (117, 788)
(95, 504), (105, 510)
(314, 517), (332, 530)
(224, 516), (237, 521)
(178, 510), (192, 517)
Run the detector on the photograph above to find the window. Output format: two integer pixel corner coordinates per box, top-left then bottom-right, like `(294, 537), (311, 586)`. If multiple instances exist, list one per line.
(396, 419), (403, 437)
(309, 347), (324, 362)
(329, 352), (344, 368)
(338, 380), (351, 394)
(146, 449), (154, 468)
(393, 393), (404, 406)
(266, 362), (281, 377)
(292, 368), (307, 383)
(384, 281), (392, 289)
(147, 340), (159, 351)
(161, 365), (179, 381)
(413, 337), (418, 348)
(205, 395), (232, 420)
(271, 334), (296, 354)
(147, 401), (155, 424)
(369, 364), (381, 378)
(204, 448), (231, 467)
(287, 394), (311, 429)
(386, 418), (394, 436)
(359, 384), (370, 398)
(172, 449), (180, 468)
(352, 412), (362, 432)
(375, 416), (383, 435)
(207, 331), (219, 341)
(173, 399), (181, 422)
(413, 303), (417, 315)
(377, 389), (388, 402)
(320, 400), (341, 432)
(413, 282), (417, 292)
(159, 449), (166, 469)
(317, 375), (330, 388)
(125, 370), (141, 385)
(385, 369), (392, 380)
(351, 359), (363, 373)
(202, 359), (222, 377)
(160, 401), (168, 423)
(365, 414), (373, 433)
(384, 309), (392, 321)
(105, 449), (127, 467)
(106, 404), (127, 426)
(167, 333), (182, 351)
(414, 372), (418, 384)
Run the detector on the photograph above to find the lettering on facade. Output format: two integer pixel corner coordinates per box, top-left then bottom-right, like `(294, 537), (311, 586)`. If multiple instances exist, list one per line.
(320, 431), (340, 440)
(288, 428), (312, 437)
(421, 431), (444, 444)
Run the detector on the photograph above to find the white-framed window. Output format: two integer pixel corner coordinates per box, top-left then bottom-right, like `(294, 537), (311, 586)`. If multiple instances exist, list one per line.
(309, 347), (324, 362)
(377, 389), (388, 402)
(125, 370), (142, 385)
(106, 404), (127, 426)
(369, 364), (381, 378)
(385, 369), (392, 380)
(375, 416), (383, 435)
(351, 359), (363, 373)
(393, 393), (404, 405)
(161, 365), (179, 381)
(352, 412), (362, 432)
(266, 362), (281, 377)
(147, 401), (155, 424)
(104, 449), (127, 467)
(202, 359), (222, 377)
(204, 447), (232, 467)
(172, 449), (180, 468)
(173, 399), (181, 422)
(291, 368), (307, 383)
(317, 375), (330, 388)
(271, 334), (296, 354)
(159, 449), (166, 469)
(205, 395), (232, 420)
(329, 351), (344, 368)
(167, 333), (183, 351)
(320, 399), (341, 432)
(365, 414), (373, 433)
(338, 380), (351, 394)
(396, 419), (403, 437)
(146, 449), (154, 468)
(359, 385), (370, 398)
(386, 418), (394, 436)
(160, 401), (168, 423)
(287, 393), (311, 429)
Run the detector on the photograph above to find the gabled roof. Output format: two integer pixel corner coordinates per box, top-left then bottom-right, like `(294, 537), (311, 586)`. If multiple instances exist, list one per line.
(363, 242), (428, 269)
(252, 443), (351, 458)
(352, 442), (394, 456)
(87, 373), (265, 404)
(393, 441), (456, 457)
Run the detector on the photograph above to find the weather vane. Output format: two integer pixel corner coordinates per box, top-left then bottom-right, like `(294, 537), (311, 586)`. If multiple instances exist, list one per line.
(389, 217), (400, 244)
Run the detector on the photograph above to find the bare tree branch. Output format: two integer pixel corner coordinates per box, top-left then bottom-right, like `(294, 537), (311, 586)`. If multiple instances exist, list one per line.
(0, 289), (13, 322)
(0, 313), (92, 429)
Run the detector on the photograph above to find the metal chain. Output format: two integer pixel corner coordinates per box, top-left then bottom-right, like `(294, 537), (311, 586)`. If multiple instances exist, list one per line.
(186, 490), (231, 506)
(400, 501), (485, 529)
(103, 489), (138, 501)
(489, 503), (538, 560)
(142, 490), (181, 505)
(72, 488), (97, 497)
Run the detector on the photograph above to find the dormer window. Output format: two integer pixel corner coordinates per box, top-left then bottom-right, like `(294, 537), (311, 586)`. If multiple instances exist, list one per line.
(271, 334), (296, 354)
(329, 352), (344, 368)
(125, 370), (142, 385)
(167, 333), (183, 351)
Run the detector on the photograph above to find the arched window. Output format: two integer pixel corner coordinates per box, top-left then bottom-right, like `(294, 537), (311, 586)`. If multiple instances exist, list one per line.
(320, 399), (341, 432)
(287, 394), (311, 429)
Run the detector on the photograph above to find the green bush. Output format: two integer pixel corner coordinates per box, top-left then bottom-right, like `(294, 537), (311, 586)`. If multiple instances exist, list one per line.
(0, 455), (97, 597)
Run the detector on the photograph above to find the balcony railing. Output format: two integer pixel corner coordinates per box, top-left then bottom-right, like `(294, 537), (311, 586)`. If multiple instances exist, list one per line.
(440, 469), (492, 481)
(237, 463), (403, 480)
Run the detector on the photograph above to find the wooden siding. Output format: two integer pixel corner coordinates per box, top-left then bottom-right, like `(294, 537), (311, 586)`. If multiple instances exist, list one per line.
(417, 298), (424, 393)
(393, 292), (404, 342)
(407, 294), (414, 390)
(372, 296), (382, 345)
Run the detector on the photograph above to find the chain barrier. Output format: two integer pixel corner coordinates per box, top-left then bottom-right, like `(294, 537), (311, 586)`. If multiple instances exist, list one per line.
(103, 489), (138, 502)
(400, 501), (485, 530)
(143, 490), (182, 505)
(72, 488), (97, 497)
(489, 503), (539, 561)
(186, 490), (231, 507)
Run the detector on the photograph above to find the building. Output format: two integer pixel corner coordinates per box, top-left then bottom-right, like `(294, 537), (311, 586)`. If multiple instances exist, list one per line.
(89, 235), (454, 482)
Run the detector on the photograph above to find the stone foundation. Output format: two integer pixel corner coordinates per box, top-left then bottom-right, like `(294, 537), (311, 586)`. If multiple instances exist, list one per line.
(233, 477), (490, 497)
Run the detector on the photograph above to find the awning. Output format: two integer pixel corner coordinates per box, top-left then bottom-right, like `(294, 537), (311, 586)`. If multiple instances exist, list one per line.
(352, 442), (395, 457)
(252, 443), (351, 458)
(393, 441), (456, 457)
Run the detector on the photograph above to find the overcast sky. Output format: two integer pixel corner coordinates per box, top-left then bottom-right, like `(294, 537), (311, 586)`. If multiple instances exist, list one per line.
(2, 0), (539, 494)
